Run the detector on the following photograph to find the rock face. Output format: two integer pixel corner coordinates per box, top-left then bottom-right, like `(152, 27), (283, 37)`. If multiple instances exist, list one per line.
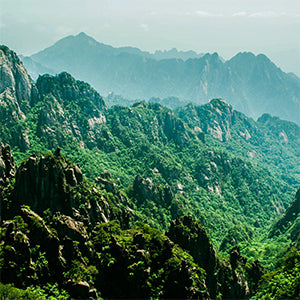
(167, 216), (257, 299)
(0, 147), (130, 298)
(0, 46), (108, 151)
(133, 174), (173, 207)
(0, 46), (38, 112)
(0, 46), (39, 150)
(15, 151), (82, 216)
(167, 216), (217, 297)
(177, 98), (258, 143)
(12, 148), (128, 228)
(0, 144), (15, 190)
(34, 72), (107, 149)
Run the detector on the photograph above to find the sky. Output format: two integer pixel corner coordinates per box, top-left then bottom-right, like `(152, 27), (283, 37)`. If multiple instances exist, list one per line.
(1, 0), (300, 75)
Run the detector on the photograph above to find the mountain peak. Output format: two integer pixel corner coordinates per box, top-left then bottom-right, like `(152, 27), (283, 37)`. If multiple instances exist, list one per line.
(77, 32), (88, 37)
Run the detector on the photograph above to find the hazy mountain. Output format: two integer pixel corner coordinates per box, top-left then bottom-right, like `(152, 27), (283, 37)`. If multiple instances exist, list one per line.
(19, 55), (56, 80)
(24, 32), (300, 125)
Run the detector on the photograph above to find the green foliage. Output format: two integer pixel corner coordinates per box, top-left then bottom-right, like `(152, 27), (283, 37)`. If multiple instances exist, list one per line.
(252, 248), (300, 299)
(0, 283), (69, 300)
(63, 260), (98, 283)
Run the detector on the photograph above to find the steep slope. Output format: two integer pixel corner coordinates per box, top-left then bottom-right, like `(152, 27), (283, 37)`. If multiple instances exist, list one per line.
(269, 188), (300, 246)
(27, 33), (300, 124)
(0, 46), (39, 150)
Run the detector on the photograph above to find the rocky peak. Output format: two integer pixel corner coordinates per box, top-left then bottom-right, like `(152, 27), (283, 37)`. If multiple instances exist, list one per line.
(0, 46), (39, 112)
(36, 72), (106, 112)
(14, 149), (83, 216)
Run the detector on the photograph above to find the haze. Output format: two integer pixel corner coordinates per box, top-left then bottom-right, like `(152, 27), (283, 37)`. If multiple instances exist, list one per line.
(1, 0), (300, 75)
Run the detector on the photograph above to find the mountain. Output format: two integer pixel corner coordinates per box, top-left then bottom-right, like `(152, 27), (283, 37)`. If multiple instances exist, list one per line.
(19, 55), (56, 80)
(176, 99), (300, 181)
(1, 46), (300, 299)
(24, 32), (300, 124)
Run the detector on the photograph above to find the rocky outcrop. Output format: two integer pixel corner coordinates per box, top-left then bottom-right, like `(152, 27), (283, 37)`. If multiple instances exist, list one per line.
(15, 151), (79, 216)
(0, 144), (15, 189)
(167, 216), (258, 299)
(12, 148), (128, 229)
(34, 72), (107, 149)
(0, 46), (39, 112)
(133, 175), (173, 207)
(167, 216), (217, 297)
(162, 111), (189, 145)
(0, 47), (39, 150)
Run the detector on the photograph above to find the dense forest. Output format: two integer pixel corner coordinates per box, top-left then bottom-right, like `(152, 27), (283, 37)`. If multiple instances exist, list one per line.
(0, 45), (299, 299)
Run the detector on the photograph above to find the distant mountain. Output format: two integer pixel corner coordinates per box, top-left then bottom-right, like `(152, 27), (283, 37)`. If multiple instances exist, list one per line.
(152, 48), (205, 60)
(19, 55), (56, 80)
(23, 32), (300, 125)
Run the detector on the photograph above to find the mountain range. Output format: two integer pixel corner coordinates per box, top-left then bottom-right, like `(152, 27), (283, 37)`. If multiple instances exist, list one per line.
(0, 45), (299, 299)
(21, 32), (300, 125)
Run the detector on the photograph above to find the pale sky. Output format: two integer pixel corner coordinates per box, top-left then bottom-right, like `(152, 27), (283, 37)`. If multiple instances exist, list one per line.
(1, 0), (300, 75)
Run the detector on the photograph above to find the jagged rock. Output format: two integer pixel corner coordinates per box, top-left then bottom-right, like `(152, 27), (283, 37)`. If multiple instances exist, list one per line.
(0, 46), (39, 112)
(95, 171), (120, 198)
(133, 174), (173, 207)
(88, 288), (98, 300)
(0, 144), (15, 189)
(0, 47), (40, 150)
(163, 111), (189, 145)
(167, 216), (217, 297)
(53, 214), (88, 242)
(230, 246), (246, 270)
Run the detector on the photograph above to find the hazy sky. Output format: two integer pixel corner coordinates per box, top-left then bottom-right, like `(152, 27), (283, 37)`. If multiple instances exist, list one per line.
(1, 0), (300, 75)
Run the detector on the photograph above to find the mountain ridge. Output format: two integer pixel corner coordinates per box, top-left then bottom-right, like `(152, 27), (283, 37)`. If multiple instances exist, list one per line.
(23, 32), (300, 124)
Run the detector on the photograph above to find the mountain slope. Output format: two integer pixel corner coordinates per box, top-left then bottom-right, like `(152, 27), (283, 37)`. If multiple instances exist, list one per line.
(26, 33), (300, 124)
(176, 99), (300, 181)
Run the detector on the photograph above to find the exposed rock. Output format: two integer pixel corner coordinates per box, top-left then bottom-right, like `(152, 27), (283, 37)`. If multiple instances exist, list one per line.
(133, 174), (173, 207)
(0, 144), (15, 189)
(0, 46), (39, 112)
(53, 214), (88, 242)
(162, 111), (189, 145)
(95, 171), (120, 198)
(167, 216), (217, 297)
(0, 47), (39, 150)
(133, 175), (158, 203)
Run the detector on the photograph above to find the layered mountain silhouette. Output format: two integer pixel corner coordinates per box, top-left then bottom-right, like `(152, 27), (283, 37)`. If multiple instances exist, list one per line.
(21, 32), (300, 125)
